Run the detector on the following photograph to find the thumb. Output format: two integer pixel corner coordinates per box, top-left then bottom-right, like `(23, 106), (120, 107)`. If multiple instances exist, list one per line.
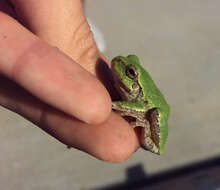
(11, 0), (98, 73)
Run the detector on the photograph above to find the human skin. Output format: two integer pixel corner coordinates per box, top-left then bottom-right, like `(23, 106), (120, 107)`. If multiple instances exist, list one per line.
(0, 0), (140, 162)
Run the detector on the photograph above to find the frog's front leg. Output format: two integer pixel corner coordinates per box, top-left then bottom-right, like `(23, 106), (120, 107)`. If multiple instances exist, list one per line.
(112, 101), (148, 113)
(112, 100), (148, 128)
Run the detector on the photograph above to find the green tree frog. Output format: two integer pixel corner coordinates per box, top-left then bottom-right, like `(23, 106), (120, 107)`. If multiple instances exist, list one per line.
(111, 55), (170, 154)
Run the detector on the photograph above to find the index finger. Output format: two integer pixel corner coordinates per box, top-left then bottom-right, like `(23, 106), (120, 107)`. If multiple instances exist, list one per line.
(0, 12), (111, 124)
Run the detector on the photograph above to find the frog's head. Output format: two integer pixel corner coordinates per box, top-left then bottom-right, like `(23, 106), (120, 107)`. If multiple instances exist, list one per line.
(111, 55), (142, 101)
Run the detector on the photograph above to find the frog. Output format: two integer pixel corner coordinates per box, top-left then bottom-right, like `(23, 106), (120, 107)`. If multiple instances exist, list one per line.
(111, 55), (170, 154)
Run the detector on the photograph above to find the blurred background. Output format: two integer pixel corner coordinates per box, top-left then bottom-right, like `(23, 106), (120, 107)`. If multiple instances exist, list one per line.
(0, 0), (220, 189)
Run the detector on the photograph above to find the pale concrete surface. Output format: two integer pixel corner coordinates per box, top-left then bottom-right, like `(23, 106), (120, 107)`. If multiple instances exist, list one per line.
(0, 0), (220, 189)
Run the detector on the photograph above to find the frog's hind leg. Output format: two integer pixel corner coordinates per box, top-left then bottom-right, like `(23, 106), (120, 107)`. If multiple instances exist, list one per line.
(129, 119), (159, 154)
(140, 126), (159, 154)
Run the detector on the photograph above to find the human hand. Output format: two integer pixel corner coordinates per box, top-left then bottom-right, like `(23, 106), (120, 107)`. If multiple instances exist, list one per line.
(0, 0), (139, 162)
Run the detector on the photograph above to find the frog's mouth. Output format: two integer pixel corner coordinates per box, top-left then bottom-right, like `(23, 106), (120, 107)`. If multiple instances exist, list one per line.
(114, 74), (142, 101)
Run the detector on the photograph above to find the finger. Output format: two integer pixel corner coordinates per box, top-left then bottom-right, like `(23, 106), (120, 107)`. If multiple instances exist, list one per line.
(0, 12), (111, 124)
(43, 111), (140, 162)
(0, 76), (139, 162)
(11, 0), (97, 73)
(11, 0), (84, 36)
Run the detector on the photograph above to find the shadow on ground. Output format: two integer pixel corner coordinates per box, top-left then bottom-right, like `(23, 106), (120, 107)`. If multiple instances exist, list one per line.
(95, 155), (220, 190)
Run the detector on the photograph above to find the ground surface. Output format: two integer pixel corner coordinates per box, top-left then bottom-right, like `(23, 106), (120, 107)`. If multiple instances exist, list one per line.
(0, 0), (220, 189)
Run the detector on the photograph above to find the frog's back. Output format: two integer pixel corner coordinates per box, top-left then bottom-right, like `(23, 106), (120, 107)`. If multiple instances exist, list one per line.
(131, 57), (170, 153)
(129, 55), (170, 116)
(123, 55), (170, 153)
(141, 67), (169, 110)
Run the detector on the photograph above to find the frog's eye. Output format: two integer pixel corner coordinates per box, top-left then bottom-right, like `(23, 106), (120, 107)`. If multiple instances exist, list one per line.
(126, 66), (138, 79)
